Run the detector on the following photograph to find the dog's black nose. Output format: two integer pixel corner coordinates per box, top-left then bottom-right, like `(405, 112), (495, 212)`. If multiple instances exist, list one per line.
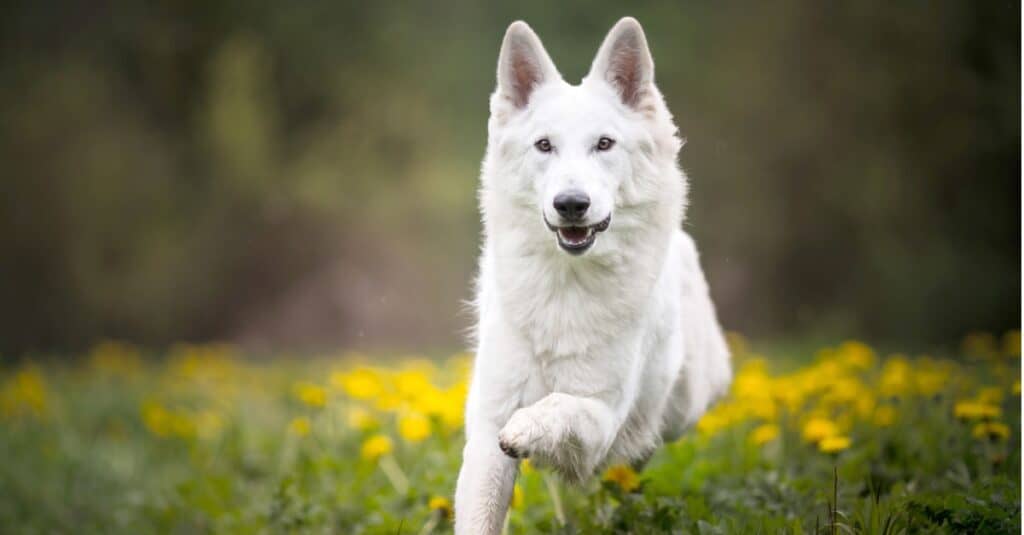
(553, 190), (590, 221)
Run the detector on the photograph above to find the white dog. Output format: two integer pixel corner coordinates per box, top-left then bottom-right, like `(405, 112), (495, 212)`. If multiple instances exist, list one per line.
(454, 17), (732, 534)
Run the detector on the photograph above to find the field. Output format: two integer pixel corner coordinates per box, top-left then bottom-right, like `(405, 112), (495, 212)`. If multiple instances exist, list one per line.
(1, 333), (1020, 534)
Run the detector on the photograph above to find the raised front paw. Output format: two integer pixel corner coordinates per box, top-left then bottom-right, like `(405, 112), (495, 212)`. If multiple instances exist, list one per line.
(497, 408), (544, 459)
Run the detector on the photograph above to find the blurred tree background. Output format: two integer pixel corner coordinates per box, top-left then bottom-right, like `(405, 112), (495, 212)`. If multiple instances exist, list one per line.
(0, 1), (1018, 356)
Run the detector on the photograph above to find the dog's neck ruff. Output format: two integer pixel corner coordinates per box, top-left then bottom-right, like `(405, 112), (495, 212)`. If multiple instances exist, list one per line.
(490, 216), (671, 359)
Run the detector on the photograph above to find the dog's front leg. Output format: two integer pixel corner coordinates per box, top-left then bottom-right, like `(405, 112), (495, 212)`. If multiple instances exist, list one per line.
(498, 391), (622, 481)
(455, 426), (518, 534)
(497, 339), (642, 482)
(454, 316), (532, 535)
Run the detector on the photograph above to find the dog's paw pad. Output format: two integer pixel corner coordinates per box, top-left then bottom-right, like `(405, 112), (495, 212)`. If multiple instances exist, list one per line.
(498, 438), (526, 459)
(498, 408), (542, 459)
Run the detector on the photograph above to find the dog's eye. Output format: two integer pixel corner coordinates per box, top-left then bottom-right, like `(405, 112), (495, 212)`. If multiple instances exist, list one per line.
(596, 137), (615, 151)
(535, 138), (552, 153)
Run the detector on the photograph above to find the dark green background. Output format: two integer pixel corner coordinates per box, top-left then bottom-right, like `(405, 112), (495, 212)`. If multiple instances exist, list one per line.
(1, 1), (1019, 355)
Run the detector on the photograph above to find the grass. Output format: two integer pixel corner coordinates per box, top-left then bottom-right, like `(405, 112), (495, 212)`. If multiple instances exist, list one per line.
(0, 333), (1020, 534)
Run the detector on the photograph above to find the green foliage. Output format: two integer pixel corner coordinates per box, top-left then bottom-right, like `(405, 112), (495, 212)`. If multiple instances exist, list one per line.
(0, 338), (1020, 533)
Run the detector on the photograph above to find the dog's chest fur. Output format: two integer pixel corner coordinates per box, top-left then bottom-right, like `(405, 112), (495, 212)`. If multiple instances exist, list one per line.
(490, 224), (668, 361)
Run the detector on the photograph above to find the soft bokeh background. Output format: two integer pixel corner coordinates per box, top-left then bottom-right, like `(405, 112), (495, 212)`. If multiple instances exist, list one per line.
(1, 1), (1019, 356)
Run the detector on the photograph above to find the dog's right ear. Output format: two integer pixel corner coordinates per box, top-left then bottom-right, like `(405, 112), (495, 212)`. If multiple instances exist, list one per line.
(495, 21), (560, 110)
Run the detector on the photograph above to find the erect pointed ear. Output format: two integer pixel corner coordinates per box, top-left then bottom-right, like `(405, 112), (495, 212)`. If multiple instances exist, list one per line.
(496, 21), (560, 109)
(587, 17), (655, 109)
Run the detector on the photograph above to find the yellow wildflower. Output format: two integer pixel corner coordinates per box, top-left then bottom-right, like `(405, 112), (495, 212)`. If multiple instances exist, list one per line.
(361, 434), (393, 461)
(977, 386), (1004, 405)
(428, 495), (452, 519)
(1, 367), (48, 419)
(879, 356), (912, 397)
(194, 410), (224, 439)
(436, 385), (467, 431)
(511, 483), (524, 508)
(838, 340), (876, 370)
(1013, 381), (1021, 395)
(293, 382), (327, 409)
(288, 416), (311, 437)
(373, 393), (403, 412)
(521, 458), (534, 475)
(602, 464), (640, 492)
(962, 332), (998, 360)
(972, 422), (1010, 441)
(346, 406), (378, 431)
(331, 368), (383, 400)
(913, 358), (951, 396)
(393, 370), (432, 400)
(749, 424), (780, 445)
(1002, 330), (1021, 357)
(819, 435), (852, 453)
(953, 401), (1001, 420)
(802, 418), (840, 443)
(141, 402), (197, 439)
(141, 402), (172, 437)
(397, 412), (431, 443)
(170, 412), (195, 438)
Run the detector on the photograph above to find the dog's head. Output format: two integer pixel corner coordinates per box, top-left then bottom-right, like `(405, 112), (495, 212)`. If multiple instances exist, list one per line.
(482, 17), (684, 257)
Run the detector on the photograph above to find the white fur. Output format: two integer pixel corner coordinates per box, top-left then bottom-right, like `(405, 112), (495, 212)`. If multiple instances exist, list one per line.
(454, 18), (732, 534)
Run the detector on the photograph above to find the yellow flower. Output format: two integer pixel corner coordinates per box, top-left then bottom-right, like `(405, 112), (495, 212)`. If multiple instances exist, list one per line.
(913, 358), (951, 396)
(695, 409), (732, 436)
(749, 424), (780, 445)
(962, 332), (998, 360)
(194, 410), (224, 439)
(1002, 330), (1021, 357)
(520, 458), (534, 475)
(428, 495), (452, 518)
(346, 406), (378, 431)
(393, 370), (432, 401)
(293, 382), (327, 409)
(879, 356), (912, 397)
(953, 401), (1001, 420)
(818, 435), (851, 453)
(397, 412), (431, 443)
(838, 340), (876, 370)
(976, 386), (1004, 405)
(1, 367), (48, 419)
(360, 434), (393, 461)
(140, 402), (196, 439)
(873, 405), (897, 427)
(972, 422), (1010, 441)
(288, 416), (311, 437)
(373, 393), (403, 412)
(1013, 381), (1021, 396)
(602, 464), (640, 492)
(802, 418), (840, 443)
(436, 386), (467, 431)
(511, 483), (524, 508)
(331, 368), (384, 400)
(141, 402), (172, 437)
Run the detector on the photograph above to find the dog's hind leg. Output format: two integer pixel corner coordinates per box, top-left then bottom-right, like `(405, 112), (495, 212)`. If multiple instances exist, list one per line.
(661, 231), (733, 440)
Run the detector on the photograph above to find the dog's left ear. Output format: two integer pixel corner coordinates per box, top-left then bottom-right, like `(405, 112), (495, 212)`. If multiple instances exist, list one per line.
(586, 17), (655, 109)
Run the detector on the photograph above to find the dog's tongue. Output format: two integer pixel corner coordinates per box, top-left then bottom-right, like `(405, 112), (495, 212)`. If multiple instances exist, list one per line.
(558, 227), (588, 243)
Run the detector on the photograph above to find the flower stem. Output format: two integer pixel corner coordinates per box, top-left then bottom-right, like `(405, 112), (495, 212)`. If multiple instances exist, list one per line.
(543, 472), (566, 526)
(379, 454), (409, 495)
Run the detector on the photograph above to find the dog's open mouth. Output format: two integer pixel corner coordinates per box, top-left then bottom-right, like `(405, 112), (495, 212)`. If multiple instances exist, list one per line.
(545, 215), (611, 255)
